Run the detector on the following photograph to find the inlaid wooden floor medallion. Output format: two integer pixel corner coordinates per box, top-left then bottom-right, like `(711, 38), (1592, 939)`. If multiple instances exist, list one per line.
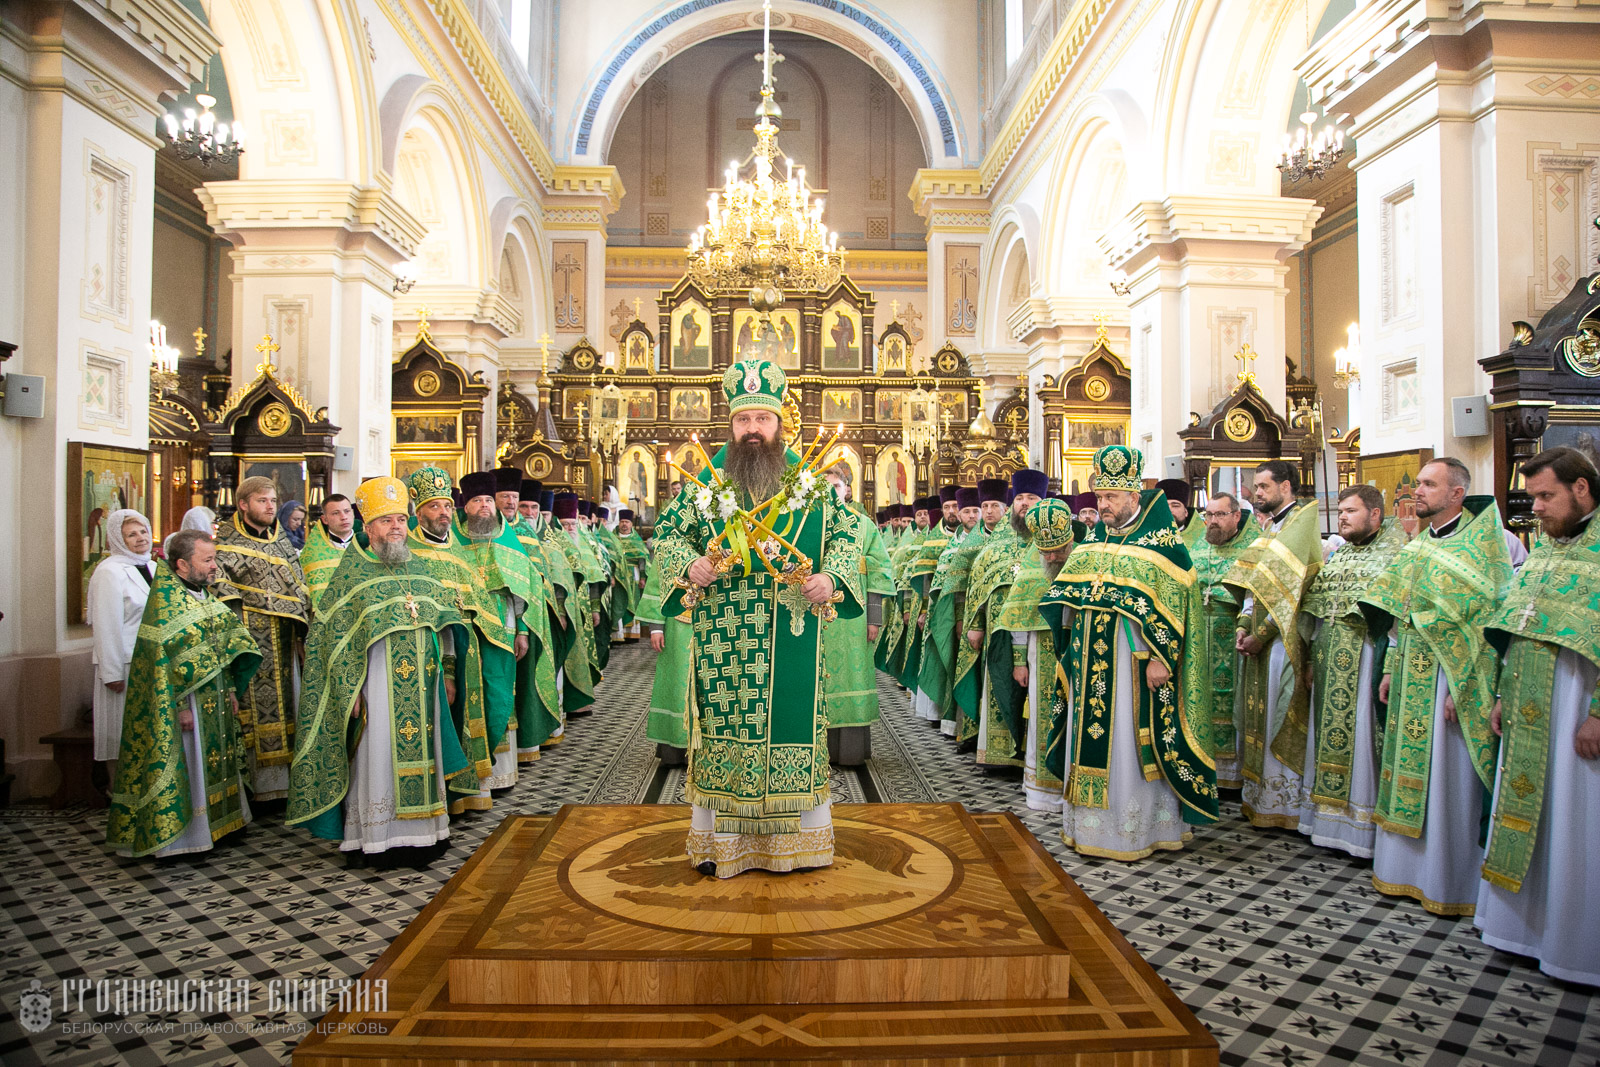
(293, 804), (1219, 1066)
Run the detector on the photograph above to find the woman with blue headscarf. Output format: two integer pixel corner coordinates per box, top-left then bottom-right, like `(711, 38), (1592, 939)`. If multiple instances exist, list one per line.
(278, 500), (307, 551)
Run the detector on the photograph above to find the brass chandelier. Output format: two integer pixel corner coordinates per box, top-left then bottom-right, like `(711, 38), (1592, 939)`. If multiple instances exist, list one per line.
(685, 0), (845, 315)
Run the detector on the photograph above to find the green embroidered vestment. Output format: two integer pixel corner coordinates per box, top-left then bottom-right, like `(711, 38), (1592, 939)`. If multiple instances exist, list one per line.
(1039, 491), (1218, 826)
(1297, 519), (1407, 809)
(287, 540), (490, 836)
(107, 568), (261, 857)
(1189, 520), (1260, 765)
(655, 447), (864, 834)
(823, 506), (895, 727)
(1480, 517), (1600, 889)
(1223, 502), (1323, 776)
(1358, 497), (1511, 837)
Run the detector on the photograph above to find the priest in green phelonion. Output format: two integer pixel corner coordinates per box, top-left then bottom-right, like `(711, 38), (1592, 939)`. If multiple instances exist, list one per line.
(1040, 446), (1218, 860)
(288, 476), (490, 863)
(1477, 446), (1600, 986)
(655, 357), (864, 878)
(1295, 484), (1406, 858)
(106, 529), (260, 859)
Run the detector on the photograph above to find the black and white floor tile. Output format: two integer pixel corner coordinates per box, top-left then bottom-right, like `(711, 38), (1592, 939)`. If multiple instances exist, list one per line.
(1, 643), (1596, 1066)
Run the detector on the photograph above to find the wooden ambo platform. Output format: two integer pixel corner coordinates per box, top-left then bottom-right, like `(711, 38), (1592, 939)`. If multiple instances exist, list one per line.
(293, 803), (1218, 1065)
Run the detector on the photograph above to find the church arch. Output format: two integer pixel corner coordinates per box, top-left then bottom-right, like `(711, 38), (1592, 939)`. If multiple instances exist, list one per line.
(390, 103), (487, 290)
(568, 0), (965, 166)
(978, 206), (1040, 351)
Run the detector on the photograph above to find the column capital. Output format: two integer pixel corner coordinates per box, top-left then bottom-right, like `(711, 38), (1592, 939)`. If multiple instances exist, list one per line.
(1100, 195), (1322, 276)
(545, 165), (625, 234)
(909, 168), (991, 238)
(1009, 296), (1124, 349)
(197, 180), (427, 262)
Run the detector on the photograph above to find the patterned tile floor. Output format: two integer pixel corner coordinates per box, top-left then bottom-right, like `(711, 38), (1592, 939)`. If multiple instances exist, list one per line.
(1, 643), (1596, 1066)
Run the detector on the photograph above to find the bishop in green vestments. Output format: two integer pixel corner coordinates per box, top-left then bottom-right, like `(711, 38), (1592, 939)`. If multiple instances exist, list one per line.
(655, 358), (864, 878)
(107, 532), (260, 858)
(1478, 447), (1600, 986)
(1041, 447), (1218, 860)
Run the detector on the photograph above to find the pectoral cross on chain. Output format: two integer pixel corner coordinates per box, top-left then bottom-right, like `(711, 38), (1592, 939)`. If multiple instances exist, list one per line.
(404, 593), (420, 620)
(1517, 600), (1539, 633)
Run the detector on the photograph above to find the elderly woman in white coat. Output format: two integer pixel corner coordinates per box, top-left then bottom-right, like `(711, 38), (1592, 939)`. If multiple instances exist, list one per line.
(88, 509), (157, 775)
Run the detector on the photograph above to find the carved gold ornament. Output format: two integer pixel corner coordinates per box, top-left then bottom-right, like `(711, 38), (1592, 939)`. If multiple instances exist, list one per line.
(414, 370), (441, 396)
(258, 402), (293, 438)
(1083, 376), (1110, 402)
(1223, 409), (1257, 443)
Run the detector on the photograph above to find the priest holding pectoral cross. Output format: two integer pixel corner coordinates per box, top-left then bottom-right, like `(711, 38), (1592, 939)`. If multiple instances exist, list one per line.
(288, 477), (491, 866)
(655, 358), (865, 878)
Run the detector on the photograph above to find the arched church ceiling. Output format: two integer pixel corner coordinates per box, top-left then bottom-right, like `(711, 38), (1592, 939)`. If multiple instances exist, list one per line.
(571, 0), (961, 162)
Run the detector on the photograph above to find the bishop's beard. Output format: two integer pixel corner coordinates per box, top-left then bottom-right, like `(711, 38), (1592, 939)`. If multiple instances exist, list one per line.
(1043, 558), (1065, 580)
(723, 431), (787, 501)
(372, 536), (412, 566)
(464, 511), (500, 539)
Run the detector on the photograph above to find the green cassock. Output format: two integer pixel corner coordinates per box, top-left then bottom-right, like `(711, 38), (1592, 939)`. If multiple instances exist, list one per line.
(545, 524), (602, 712)
(614, 527), (650, 624)
(1358, 497), (1511, 838)
(1224, 502), (1323, 782)
(287, 538), (491, 839)
(580, 526), (618, 670)
(943, 522), (997, 740)
(906, 524), (956, 685)
(637, 555), (693, 748)
(1297, 519), (1407, 811)
(914, 525), (971, 727)
(994, 544), (1061, 796)
(299, 520), (347, 610)
(498, 515), (563, 750)
(1481, 515), (1600, 890)
(1188, 518), (1260, 780)
(883, 527), (929, 681)
(106, 566), (261, 857)
(654, 446), (864, 835)
(957, 526), (1031, 764)
(1039, 491), (1219, 826)
(822, 504), (895, 727)
(871, 528), (908, 672)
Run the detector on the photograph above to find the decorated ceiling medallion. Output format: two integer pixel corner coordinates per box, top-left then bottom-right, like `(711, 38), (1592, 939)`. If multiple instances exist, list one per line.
(1223, 409), (1257, 443)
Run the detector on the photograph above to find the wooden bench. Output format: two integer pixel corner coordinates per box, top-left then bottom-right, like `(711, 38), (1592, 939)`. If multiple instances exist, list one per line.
(39, 727), (106, 809)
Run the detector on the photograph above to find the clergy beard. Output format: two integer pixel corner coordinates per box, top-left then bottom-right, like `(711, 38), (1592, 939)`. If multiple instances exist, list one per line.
(464, 511), (500, 539)
(1010, 510), (1030, 537)
(723, 431), (786, 500)
(1042, 559), (1065, 580)
(371, 536), (411, 566)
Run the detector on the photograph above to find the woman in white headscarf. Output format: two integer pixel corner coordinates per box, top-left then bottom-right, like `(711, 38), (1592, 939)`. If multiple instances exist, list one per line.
(88, 509), (157, 769)
(163, 506), (216, 558)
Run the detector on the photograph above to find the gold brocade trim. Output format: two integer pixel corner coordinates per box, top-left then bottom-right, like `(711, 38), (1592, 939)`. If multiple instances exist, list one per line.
(1240, 802), (1301, 829)
(1372, 813), (1424, 839)
(1371, 873), (1476, 916)
(219, 542), (301, 567)
(228, 580), (304, 603)
(684, 825), (835, 878)
(1059, 829), (1192, 861)
(448, 796), (492, 814)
